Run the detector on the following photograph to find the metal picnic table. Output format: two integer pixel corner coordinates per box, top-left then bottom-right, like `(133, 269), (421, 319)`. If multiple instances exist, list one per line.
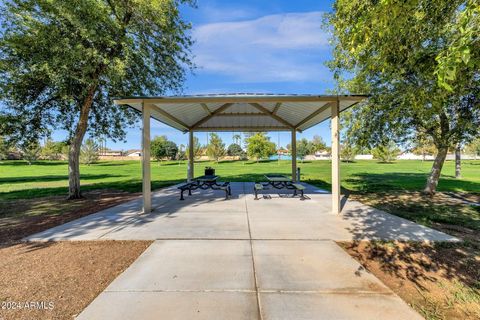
(193, 175), (221, 189)
(262, 174), (296, 189)
(178, 175), (231, 200)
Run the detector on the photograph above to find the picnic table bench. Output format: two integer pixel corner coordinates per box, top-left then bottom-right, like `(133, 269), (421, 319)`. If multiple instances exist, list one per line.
(178, 175), (231, 200)
(254, 175), (306, 200)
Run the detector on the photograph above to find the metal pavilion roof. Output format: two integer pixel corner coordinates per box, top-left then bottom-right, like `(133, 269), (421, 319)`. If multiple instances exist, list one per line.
(114, 93), (367, 133)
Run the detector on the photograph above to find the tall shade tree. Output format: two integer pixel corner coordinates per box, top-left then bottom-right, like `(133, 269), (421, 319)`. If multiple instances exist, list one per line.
(151, 136), (178, 162)
(20, 140), (41, 165)
(0, 0), (193, 198)
(41, 139), (66, 160)
(227, 143), (244, 157)
(206, 133), (225, 163)
(371, 141), (400, 163)
(246, 133), (276, 162)
(0, 136), (11, 160)
(80, 138), (100, 165)
(411, 133), (437, 161)
(311, 135), (327, 152)
(327, 0), (480, 194)
(296, 138), (313, 163)
(189, 136), (203, 160)
(465, 138), (480, 160)
(232, 134), (242, 146)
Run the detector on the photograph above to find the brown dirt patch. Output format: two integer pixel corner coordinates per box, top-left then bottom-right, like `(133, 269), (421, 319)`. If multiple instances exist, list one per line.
(339, 241), (480, 320)
(0, 241), (152, 320)
(0, 190), (140, 243)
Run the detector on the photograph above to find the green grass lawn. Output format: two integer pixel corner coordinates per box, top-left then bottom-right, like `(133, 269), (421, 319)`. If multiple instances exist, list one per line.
(1, 159), (479, 200)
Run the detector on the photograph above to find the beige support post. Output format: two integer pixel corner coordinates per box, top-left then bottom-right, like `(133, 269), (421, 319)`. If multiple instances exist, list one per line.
(188, 130), (194, 181)
(331, 99), (340, 214)
(142, 102), (152, 213)
(291, 129), (297, 182)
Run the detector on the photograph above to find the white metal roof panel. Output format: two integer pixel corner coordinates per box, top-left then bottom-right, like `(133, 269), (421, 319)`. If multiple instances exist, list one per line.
(114, 94), (367, 132)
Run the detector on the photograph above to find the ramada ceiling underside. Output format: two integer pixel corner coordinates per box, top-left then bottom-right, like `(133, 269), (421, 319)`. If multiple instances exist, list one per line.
(115, 95), (366, 133)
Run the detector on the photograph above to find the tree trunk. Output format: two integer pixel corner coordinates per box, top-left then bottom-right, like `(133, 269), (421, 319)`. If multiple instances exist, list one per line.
(67, 85), (97, 199)
(455, 144), (461, 178)
(423, 147), (448, 195)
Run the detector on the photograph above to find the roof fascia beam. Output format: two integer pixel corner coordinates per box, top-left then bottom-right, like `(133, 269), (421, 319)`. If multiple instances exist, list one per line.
(122, 96), (340, 104)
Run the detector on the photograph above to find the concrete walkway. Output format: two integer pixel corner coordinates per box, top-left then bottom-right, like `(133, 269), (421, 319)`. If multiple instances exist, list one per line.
(77, 240), (423, 320)
(26, 182), (456, 319)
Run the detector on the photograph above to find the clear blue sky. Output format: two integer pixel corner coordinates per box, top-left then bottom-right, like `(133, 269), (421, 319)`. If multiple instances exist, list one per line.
(77, 0), (337, 150)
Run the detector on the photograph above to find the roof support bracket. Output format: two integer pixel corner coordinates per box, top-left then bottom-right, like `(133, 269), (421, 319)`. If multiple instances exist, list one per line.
(191, 103), (234, 129)
(249, 103), (296, 131)
(148, 103), (191, 132)
(295, 102), (335, 130)
(272, 102), (282, 114)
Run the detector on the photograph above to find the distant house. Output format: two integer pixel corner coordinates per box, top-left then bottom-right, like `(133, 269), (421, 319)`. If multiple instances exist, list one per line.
(100, 150), (123, 157)
(354, 154), (374, 160)
(7, 151), (22, 160)
(398, 152), (434, 160)
(126, 150), (142, 157)
(314, 151), (331, 160)
(277, 148), (289, 156)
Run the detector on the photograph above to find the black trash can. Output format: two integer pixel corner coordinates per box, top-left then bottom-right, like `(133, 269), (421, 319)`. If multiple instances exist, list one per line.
(205, 167), (215, 176)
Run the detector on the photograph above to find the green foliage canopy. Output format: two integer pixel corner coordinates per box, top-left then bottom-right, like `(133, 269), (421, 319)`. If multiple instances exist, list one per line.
(227, 143), (244, 157)
(296, 138), (313, 161)
(246, 133), (276, 162)
(20, 140), (41, 164)
(206, 133), (225, 162)
(41, 139), (66, 160)
(327, 0), (480, 193)
(371, 141), (401, 163)
(151, 136), (178, 161)
(0, 0), (194, 197)
(0, 0), (193, 143)
(80, 138), (99, 165)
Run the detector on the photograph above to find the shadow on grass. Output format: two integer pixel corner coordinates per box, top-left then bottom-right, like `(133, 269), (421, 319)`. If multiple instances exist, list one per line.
(0, 174), (123, 184)
(152, 161), (187, 166)
(0, 160), (67, 166)
(93, 162), (132, 167)
(345, 172), (480, 193)
(243, 159), (279, 164)
(0, 178), (185, 200)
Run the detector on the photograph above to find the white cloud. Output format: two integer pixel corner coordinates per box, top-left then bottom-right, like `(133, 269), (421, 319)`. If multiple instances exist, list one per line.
(192, 11), (332, 83)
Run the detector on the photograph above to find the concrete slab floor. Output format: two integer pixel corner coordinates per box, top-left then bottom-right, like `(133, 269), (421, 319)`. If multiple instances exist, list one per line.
(105, 240), (255, 291)
(252, 240), (391, 293)
(23, 182), (460, 318)
(28, 182), (457, 242)
(259, 292), (424, 320)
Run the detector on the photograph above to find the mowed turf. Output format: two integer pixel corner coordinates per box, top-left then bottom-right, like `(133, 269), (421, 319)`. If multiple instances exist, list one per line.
(0, 159), (479, 200)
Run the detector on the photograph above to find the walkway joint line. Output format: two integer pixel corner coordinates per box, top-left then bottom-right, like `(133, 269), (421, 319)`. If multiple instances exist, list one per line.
(244, 182), (263, 320)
